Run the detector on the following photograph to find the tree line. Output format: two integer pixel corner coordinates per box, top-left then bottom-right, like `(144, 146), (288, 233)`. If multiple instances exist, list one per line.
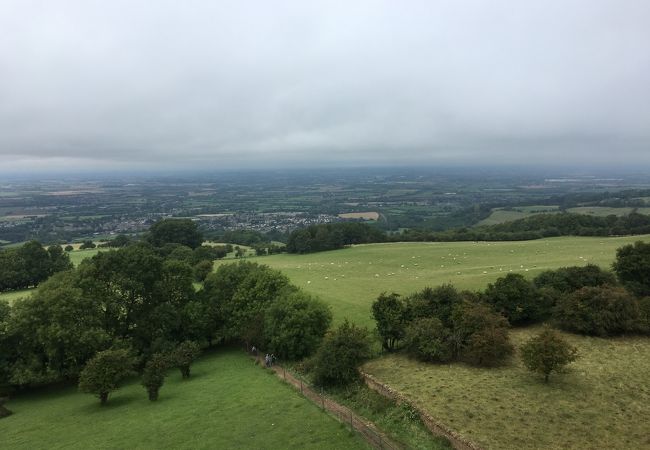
(0, 241), (72, 291)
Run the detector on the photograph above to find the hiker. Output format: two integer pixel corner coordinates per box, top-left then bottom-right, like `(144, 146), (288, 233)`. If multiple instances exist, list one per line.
(251, 345), (257, 356)
(265, 354), (270, 367)
(270, 354), (276, 366)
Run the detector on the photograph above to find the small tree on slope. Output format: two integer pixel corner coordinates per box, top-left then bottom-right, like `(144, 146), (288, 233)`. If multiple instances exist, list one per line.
(78, 349), (136, 405)
(520, 326), (578, 383)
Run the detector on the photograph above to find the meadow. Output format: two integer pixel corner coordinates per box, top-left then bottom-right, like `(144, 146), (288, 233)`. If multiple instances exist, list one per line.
(228, 235), (650, 327)
(1, 350), (368, 450)
(363, 327), (650, 450)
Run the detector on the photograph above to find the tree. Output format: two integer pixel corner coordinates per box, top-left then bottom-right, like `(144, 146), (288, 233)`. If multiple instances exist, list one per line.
(78, 349), (136, 405)
(9, 272), (109, 385)
(148, 219), (203, 249)
(312, 321), (372, 387)
(534, 264), (616, 293)
(171, 341), (201, 378)
(403, 318), (453, 363)
(612, 241), (650, 297)
(482, 273), (541, 325)
(406, 284), (462, 327)
(263, 291), (332, 360)
(453, 301), (514, 366)
(142, 353), (170, 401)
(554, 285), (640, 336)
(193, 260), (213, 282)
(520, 326), (578, 382)
(372, 292), (408, 350)
(79, 240), (96, 250)
(64, 245), (74, 252)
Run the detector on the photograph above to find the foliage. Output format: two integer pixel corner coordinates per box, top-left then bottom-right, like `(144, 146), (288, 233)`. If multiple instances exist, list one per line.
(406, 284), (462, 327)
(171, 341), (201, 378)
(64, 245), (74, 252)
(148, 219), (204, 249)
(534, 264), (617, 293)
(554, 285), (641, 336)
(312, 321), (372, 387)
(141, 353), (170, 401)
(263, 291), (332, 360)
(403, 318), (453, 363)
(371, 292), (408, 351)
(612, 240), (650, 297)
(9, 271), (110, 385)
(78, 349), (136, 405)
(193, 259), (213, 282)
(0, 241), (72, 291)
(453, 301), (514, 366)
(286, 222), (385, 254)
(520, 326), (578, 382)
(482, 273), (542, 325)
(79, 240), (96, 250)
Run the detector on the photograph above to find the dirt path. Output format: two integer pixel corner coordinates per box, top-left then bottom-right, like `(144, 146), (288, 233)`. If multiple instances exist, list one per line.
(251, 353), (403, 450)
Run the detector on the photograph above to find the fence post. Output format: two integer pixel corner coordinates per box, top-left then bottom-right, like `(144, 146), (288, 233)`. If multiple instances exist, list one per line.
(321, 389), (324, 410)
(283, 367), (286, 379)
(300, 379), (303, 394)
(350, 411), (353, 431)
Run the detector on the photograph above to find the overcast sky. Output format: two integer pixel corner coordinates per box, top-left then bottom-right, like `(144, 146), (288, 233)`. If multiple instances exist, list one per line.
(1, 0), (649, 173)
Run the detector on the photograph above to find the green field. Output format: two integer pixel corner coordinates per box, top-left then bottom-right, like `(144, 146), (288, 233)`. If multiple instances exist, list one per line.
(227, 235), (650, 327)
(363, 327), (650, 450)
(477, 206), (560, 226)
(1, 350), (368, 450)
(567, 206), (650, 216)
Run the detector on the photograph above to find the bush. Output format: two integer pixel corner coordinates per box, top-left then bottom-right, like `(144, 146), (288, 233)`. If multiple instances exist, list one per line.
(482, 274), (541, 325)
(312, 321), (372, 387)
(612, 241), (650, 297)
(141, 353), (170, 401)
(79, 240), (96, 250)
(554, 285), (641, 336)
(263, 291), (332, 360)
(78, 349), (136, 405)
(520, 326), (578, 382)
(406, 284), (461, 327)
(403, 318), (453, 363)
(534, 264), (617, 293)
(64, 245), (74, 252)
(193, 260), (213, 282)
(171, 341), (201, 378)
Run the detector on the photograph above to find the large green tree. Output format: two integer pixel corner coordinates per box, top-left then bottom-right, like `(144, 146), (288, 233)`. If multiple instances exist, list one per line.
(482, 273), (542, 325)
(372, 292), (408, 351)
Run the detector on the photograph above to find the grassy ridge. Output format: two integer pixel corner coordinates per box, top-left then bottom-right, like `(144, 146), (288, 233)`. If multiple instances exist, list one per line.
(229, 235), (650, 327)
(363, 327), (650, 450)
(1, 350), (368, 450)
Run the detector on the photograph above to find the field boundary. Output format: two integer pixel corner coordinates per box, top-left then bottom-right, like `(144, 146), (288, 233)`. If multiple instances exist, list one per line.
(360, 371), (484, 450)
(250, 353), (403, 450)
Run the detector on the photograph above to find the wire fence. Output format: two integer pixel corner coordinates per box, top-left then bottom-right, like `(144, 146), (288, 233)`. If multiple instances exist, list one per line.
(250, 351), (402, 450)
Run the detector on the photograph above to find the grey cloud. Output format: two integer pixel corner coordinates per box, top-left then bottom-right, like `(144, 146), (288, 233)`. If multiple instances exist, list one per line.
(0, 0), (649, 172)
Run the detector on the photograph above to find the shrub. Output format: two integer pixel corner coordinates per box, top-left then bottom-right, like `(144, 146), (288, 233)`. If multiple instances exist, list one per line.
(64, 245), (74, 252)
(193, 260), (213, 282)
(312, 321), (372, 387)
(141, 353), (170, 401)
(403, 318), (453, 363)
(482, 273), (541, 325)
(78, 349), (136, 405)
(534, 264), (617, 293)
(520, 326), (578, 382)
(406, 284), (461, 327)
(79, 240), (96, 250)
(171, 341), (201, 378)
(612, 241), (650, 297)
(554, 285), (640, 336)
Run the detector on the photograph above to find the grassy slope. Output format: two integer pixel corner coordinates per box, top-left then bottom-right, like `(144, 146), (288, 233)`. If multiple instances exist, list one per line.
(1, 350), (368, 450)
(363, 327), (650, 450)
(225, 235), (650, 327)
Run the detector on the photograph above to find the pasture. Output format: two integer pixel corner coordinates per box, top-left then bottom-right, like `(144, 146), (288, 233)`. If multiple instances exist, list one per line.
(1, 350), (368, 450)
(363, 327), (650, 450)
(228, 235), (650, 327)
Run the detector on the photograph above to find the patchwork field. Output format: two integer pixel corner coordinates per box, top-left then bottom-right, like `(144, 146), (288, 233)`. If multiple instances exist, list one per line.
(363, 327), (650, 450)
(228, 235), (650, 327)
(1, 350), (368, 450)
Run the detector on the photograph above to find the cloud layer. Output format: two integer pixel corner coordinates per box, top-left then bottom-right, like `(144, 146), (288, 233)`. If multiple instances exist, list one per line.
(1, 0), (649, 171)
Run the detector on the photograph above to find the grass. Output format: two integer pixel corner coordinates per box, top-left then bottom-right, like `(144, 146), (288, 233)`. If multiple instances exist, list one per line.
(1, 350), (369, 450)
(223, 235), (650, 328)
(363, 327), (650, 450)
(567, 206), (650, 216)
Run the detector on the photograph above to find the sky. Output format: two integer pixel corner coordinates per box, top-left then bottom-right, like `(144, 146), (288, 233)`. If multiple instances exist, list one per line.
(1, 0), (649, 173)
